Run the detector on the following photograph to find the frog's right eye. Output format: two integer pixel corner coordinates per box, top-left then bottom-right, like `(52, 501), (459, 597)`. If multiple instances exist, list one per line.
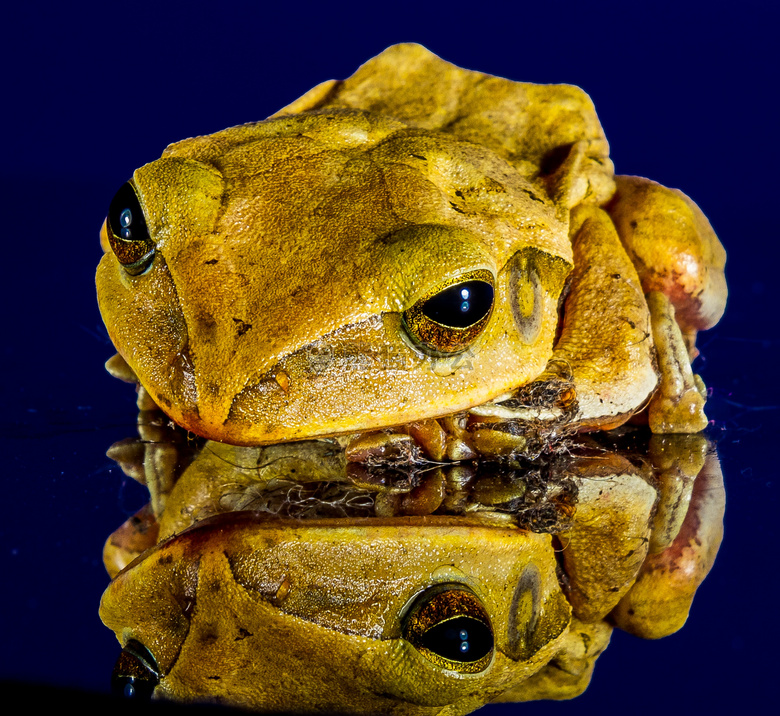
(111, 639), (159, 700)
(402, 270), (495, 354)
(403, 584), (494, 673)
(106, 182), (155, 275)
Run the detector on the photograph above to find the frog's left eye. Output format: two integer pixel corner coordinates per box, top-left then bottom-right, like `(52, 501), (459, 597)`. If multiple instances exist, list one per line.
(403, 269), (494, 354)
(111, 639), (160, 700)
(106, 181), (155, 275)
(403, 584), (494, 673)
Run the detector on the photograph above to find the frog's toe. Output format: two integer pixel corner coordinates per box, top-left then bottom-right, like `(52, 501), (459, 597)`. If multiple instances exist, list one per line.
(646, 291), (709, 434)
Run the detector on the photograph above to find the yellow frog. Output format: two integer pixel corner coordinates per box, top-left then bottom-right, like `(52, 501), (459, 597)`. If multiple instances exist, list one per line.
(97, 44), (727, 712)
(100, 431), (725, 712)
(96, 43), (726, 455)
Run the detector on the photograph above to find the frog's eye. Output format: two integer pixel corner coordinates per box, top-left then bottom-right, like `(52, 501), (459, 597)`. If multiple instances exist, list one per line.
(403, 584), (494, 673)
(111, 639), (159, 700)
(403, 269), (494, 354)
(106, 181), (155, 275)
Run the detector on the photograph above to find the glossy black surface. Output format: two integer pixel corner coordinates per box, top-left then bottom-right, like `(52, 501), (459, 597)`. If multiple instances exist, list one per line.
(2, 2), (777, 713)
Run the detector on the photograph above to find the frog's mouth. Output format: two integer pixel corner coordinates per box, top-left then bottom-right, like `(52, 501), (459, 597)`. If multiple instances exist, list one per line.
(103, 348), (654, 581)
(324, 358), (581, 466)
(102, 360), (601, 568)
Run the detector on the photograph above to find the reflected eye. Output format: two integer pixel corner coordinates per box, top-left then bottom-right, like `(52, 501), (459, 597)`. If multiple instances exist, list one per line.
(111, 639), (160, 700)
(106, 181), (155, 275)
(403, 584), (494, 673)
(403, 269), (494, 354)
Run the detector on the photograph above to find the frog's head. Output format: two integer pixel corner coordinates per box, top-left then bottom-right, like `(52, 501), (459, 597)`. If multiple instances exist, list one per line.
(100, 512), (572, 713)
(97, 110), (575, 445)
(96, 44), (614, 446)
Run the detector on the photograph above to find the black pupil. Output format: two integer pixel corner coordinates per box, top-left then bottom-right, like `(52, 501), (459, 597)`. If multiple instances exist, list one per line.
(422, 281), (493, 328)
(108, 182), (147, 243)
(421, 615), (493, 662)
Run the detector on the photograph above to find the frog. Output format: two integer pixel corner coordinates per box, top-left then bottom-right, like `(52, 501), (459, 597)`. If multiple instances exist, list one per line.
(96, 43), (727, 460)
(100, 424), (725, 712)
(97, 44), (727, 712)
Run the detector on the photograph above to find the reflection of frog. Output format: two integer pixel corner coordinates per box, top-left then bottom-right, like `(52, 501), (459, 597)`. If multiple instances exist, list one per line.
(97, 44), (728, 712)
(96, 43), (726, 455)
(101, 429), (725, 711)
(103, 511), (578, 710)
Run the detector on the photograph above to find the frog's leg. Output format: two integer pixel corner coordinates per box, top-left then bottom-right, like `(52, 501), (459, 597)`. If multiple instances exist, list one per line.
(104, 353), (200, 518)
(611, 448), (725, 638)
(611, 176), (726, 419)
(607, 176), (727, 345)
(606, 176), (726, 431)
(546, 178), (725, 434)
(533, 204), (660, 432)
(466, 205), (659, 455)
(646, 290), (708, 432)
(646, 433), (709, 553)
(554, 450), (658, 623)
(103, 354), (201, 575)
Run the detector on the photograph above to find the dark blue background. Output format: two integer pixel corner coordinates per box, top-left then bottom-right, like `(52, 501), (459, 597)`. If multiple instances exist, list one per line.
(2, 1), (777, 713)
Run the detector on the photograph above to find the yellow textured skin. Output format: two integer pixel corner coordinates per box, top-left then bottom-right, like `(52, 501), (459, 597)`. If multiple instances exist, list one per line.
(607, 175), (727, 333)
(101, 515), (571, 715)
(98, 44), (728, 713)
(100, 429), (725, 709)
(96, 43), (726, 445)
